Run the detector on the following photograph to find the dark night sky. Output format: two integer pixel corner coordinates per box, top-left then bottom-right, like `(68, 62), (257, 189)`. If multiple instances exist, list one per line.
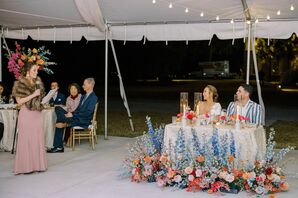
(1, 35), (244, 94)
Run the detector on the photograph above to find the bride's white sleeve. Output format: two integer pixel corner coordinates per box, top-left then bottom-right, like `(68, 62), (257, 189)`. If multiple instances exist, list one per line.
(214, 103), (222, 116)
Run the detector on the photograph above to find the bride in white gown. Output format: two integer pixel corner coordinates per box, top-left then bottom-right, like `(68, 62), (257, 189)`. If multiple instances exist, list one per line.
(197, 85), (222, 117)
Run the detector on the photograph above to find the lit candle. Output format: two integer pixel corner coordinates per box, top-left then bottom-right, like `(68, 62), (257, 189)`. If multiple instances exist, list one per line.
(236, 105), (240, 121)
(196, 101), (200, 116)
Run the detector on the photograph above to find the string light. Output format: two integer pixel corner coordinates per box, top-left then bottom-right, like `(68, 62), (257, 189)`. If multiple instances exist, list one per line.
(152, 0), (156, 4)
(277, 10), (281, 15)
(185, 8), (189, 13)
(200, 12), (204, 17)
(255, 18), (259, 23)
(290, 5), (294, 11)
(230, 19), (234, 24)
(266, 15), (270, 20)
(247, 20), (251, 24)
(169, 3), (172, 8)
(216, 16), (219, 21)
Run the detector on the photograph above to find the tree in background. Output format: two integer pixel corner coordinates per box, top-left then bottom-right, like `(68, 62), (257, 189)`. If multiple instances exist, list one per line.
(255, 33), (298, 84)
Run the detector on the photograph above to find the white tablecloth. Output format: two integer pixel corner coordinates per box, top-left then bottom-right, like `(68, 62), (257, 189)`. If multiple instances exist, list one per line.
(0, 109), (17, 151)
(0, 108), (56, 151)
(164, 123), (266, 167)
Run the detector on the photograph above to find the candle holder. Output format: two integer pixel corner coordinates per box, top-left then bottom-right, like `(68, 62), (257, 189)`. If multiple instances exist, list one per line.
(194, 92), (202, 113)
(180, 92), (188, 113)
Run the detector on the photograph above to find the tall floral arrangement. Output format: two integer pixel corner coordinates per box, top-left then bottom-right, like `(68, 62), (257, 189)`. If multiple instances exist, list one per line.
(4, 42), (56, 79)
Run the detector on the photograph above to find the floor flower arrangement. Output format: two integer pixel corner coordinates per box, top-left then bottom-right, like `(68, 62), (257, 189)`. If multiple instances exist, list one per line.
(120, 116), (294, 196)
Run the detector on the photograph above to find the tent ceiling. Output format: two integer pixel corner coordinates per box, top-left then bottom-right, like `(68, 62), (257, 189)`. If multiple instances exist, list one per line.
(0, 0), (298, 41)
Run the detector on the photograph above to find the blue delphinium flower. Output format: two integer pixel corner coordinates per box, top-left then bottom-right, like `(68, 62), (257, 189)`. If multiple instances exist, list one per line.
(230, 131), (236, 158)
(212, 127), (219, 157)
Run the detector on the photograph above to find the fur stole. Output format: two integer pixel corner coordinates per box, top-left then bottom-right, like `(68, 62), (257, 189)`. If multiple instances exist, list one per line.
(12, 76), (45, 111)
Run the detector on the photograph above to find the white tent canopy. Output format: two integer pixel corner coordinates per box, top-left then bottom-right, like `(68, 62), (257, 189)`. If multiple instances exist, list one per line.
(0, 0), (298, 41)
(1, 0), (298, 137)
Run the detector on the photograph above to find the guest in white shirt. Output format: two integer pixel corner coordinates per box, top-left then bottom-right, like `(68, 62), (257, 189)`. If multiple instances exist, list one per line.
(197, 85), (222, 117)
(227, 84), (263, 125)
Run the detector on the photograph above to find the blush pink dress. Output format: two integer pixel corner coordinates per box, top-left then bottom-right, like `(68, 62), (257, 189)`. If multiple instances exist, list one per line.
(14, 106), (47, 174)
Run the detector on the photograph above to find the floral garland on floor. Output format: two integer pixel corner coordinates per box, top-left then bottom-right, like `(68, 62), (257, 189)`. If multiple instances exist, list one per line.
(120, 116), (294, 196)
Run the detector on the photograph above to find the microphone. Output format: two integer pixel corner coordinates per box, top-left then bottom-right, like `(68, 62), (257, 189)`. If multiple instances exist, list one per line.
(36, 80), (41, 90)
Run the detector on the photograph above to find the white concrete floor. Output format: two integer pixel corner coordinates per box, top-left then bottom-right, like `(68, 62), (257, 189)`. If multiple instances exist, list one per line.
(1, 136), (298, 198)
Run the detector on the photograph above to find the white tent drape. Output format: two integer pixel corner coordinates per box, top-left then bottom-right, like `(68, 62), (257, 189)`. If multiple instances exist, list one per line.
(74, 0), (105, 32)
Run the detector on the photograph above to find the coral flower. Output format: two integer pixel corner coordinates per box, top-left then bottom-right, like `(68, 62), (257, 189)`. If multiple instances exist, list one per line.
(197, 156), (205, 163)
(21, 54), (27, 60)
(17, 59), (24, 67)
(144, 156), (151, 163)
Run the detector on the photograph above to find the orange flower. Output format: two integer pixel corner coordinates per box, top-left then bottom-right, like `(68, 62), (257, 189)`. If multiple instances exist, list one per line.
(144, 156), (151, 163)
(133, 159), (140, 165)
(36, 55), (41, 59)
(160, 155), (167, 163)
(36, 59), (44, 65)
(28, 57), (33, 63)
(222, 166), (228, 172)
(207, 189), (213, 194)
(269, 194), (275, 198)
(242, 172), (251, 180)
(197, 156), (205, 163)
(229, 155), (234, 163)
(32, 48), (38, 53)
(280, 175), (286, 180)
(21, 54), (27, 60)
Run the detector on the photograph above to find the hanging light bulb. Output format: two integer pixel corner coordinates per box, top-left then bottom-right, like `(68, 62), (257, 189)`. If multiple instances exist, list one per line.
(185, 8), (189, 13)
(152, 0), (156, 4)
(247, 20), (251, 24)
(290, 5), (295, 11)
(216, 16), (219, 21)
(169, 3), (172, 8)
(255, 18), (259, 23)
(277, 10), (281, 15)
(200, 12), (204, 17)
(266, 15), (270, 20)
(230, 19), (234, 24)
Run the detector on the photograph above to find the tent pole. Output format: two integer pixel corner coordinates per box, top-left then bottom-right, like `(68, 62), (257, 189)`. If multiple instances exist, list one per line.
(104, 26), (109, 140)
(0, 32), (2, 82)
(251, 31), (265, 125)
(108, 38), (135, 132)
(246, 23), (251, 84)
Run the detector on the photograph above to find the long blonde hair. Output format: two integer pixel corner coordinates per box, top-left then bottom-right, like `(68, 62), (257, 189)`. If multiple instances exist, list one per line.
(205, 85), (219, 102)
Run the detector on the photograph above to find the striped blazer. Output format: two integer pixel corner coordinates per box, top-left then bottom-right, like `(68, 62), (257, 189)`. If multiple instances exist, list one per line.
(227, 100), (263, 125)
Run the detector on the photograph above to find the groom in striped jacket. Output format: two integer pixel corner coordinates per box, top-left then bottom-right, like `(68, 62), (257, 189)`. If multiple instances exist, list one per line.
(227, 84), (263, 125)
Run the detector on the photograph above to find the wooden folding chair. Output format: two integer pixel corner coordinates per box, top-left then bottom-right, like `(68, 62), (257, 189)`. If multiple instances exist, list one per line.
(69, 103), (98, 150)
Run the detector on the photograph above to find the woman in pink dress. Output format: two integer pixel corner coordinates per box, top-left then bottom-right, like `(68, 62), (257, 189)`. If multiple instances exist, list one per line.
(12, 64), (47, 174)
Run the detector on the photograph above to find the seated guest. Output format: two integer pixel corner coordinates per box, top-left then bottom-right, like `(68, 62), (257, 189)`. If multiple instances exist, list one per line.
(63, 83), (82, 143)
(42, 81), (65, 105)
(48, 81), (66, 105)
(48, 78), (98, 153)
(0, 82), (9, 103)
(227, 84), (263, 125)
(197, 85), (222, 116)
